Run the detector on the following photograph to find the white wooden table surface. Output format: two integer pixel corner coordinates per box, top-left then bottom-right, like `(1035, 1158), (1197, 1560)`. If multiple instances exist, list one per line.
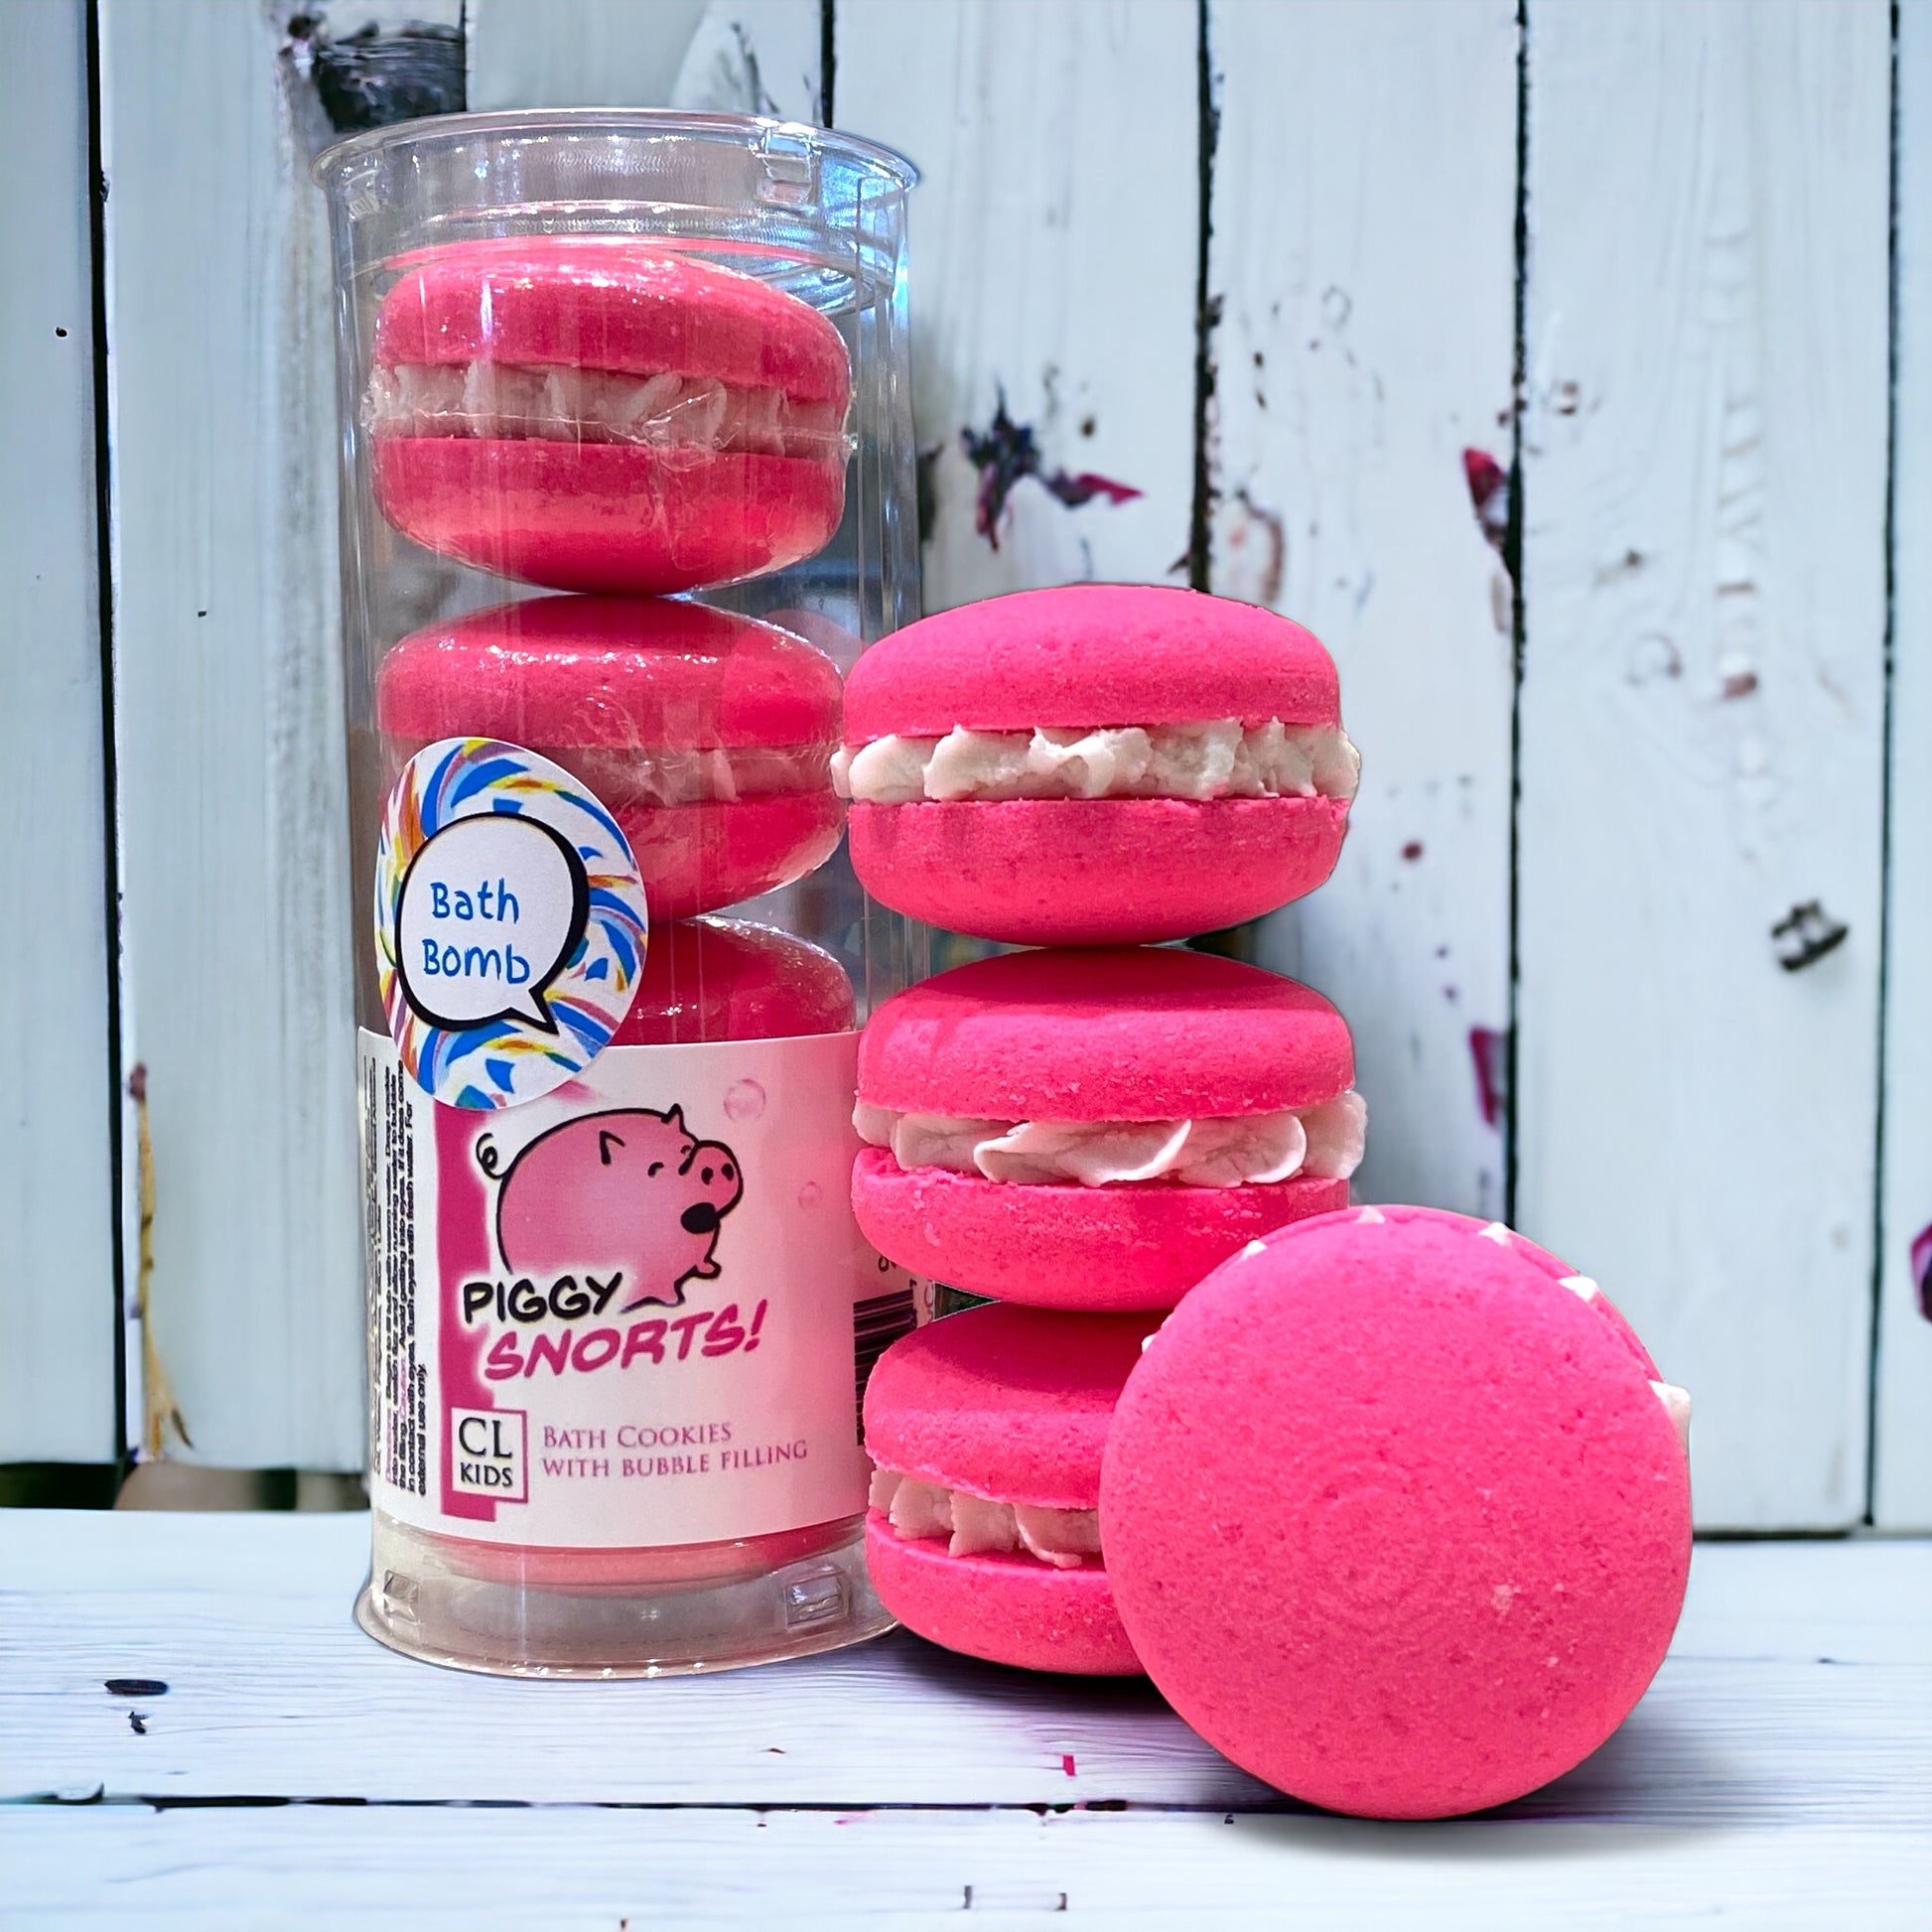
(2, 1514), (1926, 1926)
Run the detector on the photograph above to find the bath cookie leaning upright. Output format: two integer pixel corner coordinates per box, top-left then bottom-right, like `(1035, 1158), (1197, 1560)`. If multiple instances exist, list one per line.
(1101, 1205), (1693, 1819)
(836, 584), (1358, 943)
(853, 945), (1364, 1309)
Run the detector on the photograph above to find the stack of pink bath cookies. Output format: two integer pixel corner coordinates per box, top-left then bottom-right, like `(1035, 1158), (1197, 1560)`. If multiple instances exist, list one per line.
(839, 584), (1367, 1670)
(844, 584), (1695, 1821)
(366, 237), (864, 1030)
(361, 239), (878, 1599)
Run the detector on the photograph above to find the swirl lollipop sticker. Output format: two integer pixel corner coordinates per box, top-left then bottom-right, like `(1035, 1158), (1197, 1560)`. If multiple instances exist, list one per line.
(375, 739), (648, 1109)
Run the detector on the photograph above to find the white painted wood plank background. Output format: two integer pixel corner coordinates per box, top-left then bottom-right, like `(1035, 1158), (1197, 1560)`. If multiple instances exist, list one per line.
(1207, 0), (1519, 1220)
(3, 1515), (1928, 1925)
(92, 0), (398, 1470)
(1875, 0), (1932, 1531)
(0, 0), (117, 1465)
(837, 0), (1200, 616)
(1515, 0), (1892, 1528)
(2, 0), (1927, 1529)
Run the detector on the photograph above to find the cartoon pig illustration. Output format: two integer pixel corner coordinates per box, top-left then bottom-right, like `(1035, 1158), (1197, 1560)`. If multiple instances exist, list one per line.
(495, 1106), (744, 1311)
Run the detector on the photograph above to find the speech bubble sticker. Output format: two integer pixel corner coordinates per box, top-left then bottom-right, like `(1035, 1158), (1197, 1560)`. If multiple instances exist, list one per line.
(396, 814), (588, 1033)
(375, 739), (648, 1110)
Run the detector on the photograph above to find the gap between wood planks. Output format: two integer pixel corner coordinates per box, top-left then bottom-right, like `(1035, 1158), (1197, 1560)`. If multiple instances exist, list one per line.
(21, 1791), (1274, 1819)
(84, 0), (130, 1488)
(1503, 0), (1529, 1237)
(1863, 0), (1904, 1529)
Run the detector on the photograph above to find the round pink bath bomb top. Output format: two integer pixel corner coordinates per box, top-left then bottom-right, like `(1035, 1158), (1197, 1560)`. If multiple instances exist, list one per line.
(863, 1303), (1153, 1675)
(375, 594), (842, 753)
(1101, 1204), (1691, 1819)
(842, 583), (1339, 738)
(857, 944), (1352, 1123)
(376, 597), (844, 917)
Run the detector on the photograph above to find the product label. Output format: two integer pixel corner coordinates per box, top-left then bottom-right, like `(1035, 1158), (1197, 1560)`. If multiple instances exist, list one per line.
(375, 738), (648, 1110)
(358, 1027), (930, 1548)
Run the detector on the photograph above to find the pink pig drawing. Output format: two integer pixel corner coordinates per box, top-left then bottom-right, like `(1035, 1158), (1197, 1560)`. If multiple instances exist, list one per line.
(495, 1106), (745, 1311)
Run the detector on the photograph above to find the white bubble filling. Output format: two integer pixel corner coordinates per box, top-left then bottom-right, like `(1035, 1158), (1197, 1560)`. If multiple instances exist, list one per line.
(365, 360), (850, 460)
(868, 1466), (1101, 1570)
(833, 720), (1360, 806)
(854, 1090), (1366, 1189)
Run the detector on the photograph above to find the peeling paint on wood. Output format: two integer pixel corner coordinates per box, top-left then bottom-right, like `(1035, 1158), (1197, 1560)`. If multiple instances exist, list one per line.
(284, 14), (466, 133)
(837, 0), (1196, 611)
(960, 395), (1142, 551)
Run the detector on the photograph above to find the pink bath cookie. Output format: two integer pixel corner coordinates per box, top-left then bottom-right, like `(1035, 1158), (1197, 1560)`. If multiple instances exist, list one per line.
(611, 916), (855, 1045)
(863, 1302), (1154, 1674)
(376, 596), (844, 919)
(852, 946), (1361, 1309)
(838, 585), (1357, 944)
(1101, 1205), (1693, 1819)
(368, 239), (851, 593)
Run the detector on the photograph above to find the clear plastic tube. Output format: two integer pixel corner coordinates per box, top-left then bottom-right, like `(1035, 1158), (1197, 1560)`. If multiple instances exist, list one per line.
(316, 111), (926, 1676)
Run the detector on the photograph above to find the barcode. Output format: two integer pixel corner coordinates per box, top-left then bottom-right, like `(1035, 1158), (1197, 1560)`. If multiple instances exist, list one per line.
(853, 1287), (918, 1440)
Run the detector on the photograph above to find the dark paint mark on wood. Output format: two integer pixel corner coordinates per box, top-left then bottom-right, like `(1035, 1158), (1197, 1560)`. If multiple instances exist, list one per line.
(128, 1711), (147, 1734)
(960, 396), (1141, 550)
(286, 14), (466, 135)
(104, 1677), (168, 1698)
(1401, 840), (1425, 862)
(1912, 1223), (1932, 1321)
(1462, 447), (1510, 553)
(1592, 548), (1645, 586)
(1723, 667), (1760, 699)
(1468, 1026), (1508, 1129)
(1771, 900), (1849, 971)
